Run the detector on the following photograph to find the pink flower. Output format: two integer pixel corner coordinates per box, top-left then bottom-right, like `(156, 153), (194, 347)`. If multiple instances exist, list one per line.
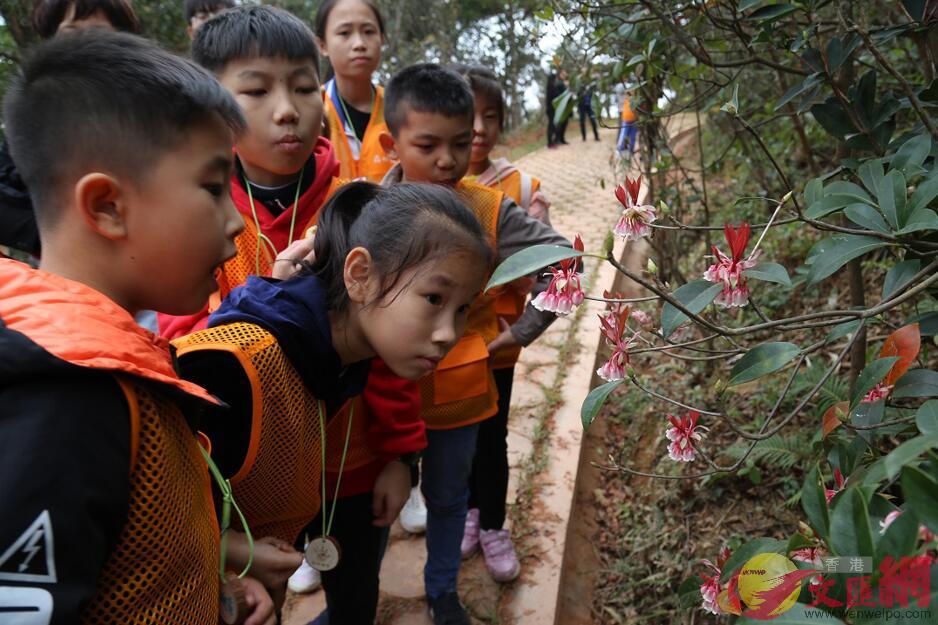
(596, 304), (639, 382)
(630, 309), (652, 326)
(880, 510), (902, 534)
(531, 235), (585, 316)
(921, 526), (937, 543)
(614, 176), (657, 241)
(792, 546), (825, 567)
(824, 469), (846, 504)
(699, 552), (728, 615)
(702, 222), (760, 308)
(863, 382), (893, 403)
(665, 410), (706, 462)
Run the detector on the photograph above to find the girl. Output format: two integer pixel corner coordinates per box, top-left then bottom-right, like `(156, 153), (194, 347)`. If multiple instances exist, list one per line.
(173, 182), (490, 620)
(455, 64), (553, 583)
(315, 0), (394, 181)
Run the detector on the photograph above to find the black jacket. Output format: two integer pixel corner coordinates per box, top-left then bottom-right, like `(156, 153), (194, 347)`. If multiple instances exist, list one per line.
(0, 140), (40, 256)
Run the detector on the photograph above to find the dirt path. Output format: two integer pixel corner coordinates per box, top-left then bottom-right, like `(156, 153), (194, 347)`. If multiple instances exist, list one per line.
(283, 128), (628, 625)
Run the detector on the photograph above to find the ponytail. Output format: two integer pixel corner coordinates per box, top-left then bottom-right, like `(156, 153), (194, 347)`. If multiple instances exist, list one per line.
(304, 180), (491, 313)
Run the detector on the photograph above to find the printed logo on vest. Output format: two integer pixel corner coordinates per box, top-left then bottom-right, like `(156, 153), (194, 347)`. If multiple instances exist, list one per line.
(0, 511), (57, 584)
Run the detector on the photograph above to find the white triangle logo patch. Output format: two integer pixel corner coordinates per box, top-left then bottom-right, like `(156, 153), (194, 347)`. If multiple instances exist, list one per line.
(0, 511), (57, 584)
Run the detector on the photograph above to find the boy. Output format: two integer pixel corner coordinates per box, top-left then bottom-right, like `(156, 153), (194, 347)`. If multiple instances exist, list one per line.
(184, 0), (234, 39)
(166, 6), (422, 612)
(0, 31), (274, 624)
(379, 63), (570, 625)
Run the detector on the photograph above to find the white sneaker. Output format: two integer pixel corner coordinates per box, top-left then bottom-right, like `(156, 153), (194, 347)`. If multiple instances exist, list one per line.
(399, 486), (427, 534)
(287, 559), (321, 593)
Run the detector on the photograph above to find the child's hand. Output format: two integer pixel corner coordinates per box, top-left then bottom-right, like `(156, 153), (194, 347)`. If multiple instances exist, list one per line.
(271, 236), (316, 280)
(372, 459), (411, 527)
(249, 536), (304, 591)
(486, 318), (519, 355)
(240, 576), (277, 625)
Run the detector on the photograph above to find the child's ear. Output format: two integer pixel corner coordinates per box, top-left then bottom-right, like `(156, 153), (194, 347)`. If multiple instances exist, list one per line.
(73, 173), (128, 240)
(344, 246), (375, 304)
(378, 131), (398, 161)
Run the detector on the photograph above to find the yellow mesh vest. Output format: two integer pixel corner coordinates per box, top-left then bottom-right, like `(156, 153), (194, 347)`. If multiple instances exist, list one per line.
(418, 181), (501, 429)
(211, 178), (346, 311)
(324, 86), (395, 183)
(173, 321), (366, 544)
(81, 378), (219, 625)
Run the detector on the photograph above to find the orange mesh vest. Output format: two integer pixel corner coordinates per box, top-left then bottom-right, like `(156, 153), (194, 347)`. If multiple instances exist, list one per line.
(173, 321), (366, 544)
(486, 170), (542, 369)
(211, 177), (346, 311)
(418, 181), (501, 430)
(82, 377), (219, 625)
(324, 85), (395, 182)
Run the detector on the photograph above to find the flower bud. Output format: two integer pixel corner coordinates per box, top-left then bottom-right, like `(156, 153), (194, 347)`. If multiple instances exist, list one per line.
(603, 230), (614, 255)
(713, 379), (725, 394)
(646, 258), (658, 274)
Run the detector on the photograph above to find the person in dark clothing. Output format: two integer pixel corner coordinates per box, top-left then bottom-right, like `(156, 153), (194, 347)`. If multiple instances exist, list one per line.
(555, 69), (569, 144)
(545, 72), (561, 148)
(0, 0), (140, 258)
(578, 83), (600, 141)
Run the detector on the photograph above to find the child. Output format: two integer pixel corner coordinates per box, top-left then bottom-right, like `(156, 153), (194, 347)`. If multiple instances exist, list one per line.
(379, 63), (571, 625)
(173, 182), (491, 619)
(314, 0), (395, 181)
(184, 0), (234, 39)
(0, 31), (273, 624)
(452, 63), (551, 582)
(159, 4), (341, 339)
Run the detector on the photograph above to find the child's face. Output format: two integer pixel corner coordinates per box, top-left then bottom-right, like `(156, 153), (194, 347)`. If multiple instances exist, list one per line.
(318, 0), (382, 81)
(359, 250), (487, 380)
(124, 114), (243, 314)
(470, 91), (500, 166)
(385, 108), (472, 185)
(217, 56), (322, 187)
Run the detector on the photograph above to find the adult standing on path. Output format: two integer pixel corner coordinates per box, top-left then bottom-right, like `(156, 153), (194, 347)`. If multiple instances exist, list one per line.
(578, 79), (600, 142)
(546, 71), (562, 148)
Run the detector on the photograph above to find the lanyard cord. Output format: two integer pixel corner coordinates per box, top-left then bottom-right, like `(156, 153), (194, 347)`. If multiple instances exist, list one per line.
(243, 164), (306, 275)
(199, 446), (254, 582)
(317, 400), (355, 538)
(335, 84), (375, 146)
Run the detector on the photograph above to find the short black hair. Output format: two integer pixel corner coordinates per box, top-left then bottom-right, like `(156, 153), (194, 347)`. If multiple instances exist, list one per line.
(32, 0), (140, 39)
(184, 0), (234, 24)
(191, 4), (320, 74)
(3, 30), (245, 226)
(450, 64), (505, 130)
(384, 63), (474, 136)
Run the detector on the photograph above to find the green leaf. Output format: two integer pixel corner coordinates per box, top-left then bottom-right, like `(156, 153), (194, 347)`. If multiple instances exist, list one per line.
(906, 311), (938, 336)
(659, 279), (723, 338)
(802, 465), (831, 540)
(677, 575), (703, 608)
(719, 537), (786, 582)
(738, 0), (765, 11)
(825, 35), (861, 73)
(721, 84), (739, 114)
(916, 400), (938, 435)
(746, 3), (797, 22)
(883, 260), (922, 299)
(884, 435), (938, 480)
(806, 236), (889, 285)
(878, 507), (920, 564)
(728, 342), (801, 387)
(803, 176), (823, 207)
(825, 180), (874, 204)
(775, 74), (822, 112)
(552, 90), (575, 127)
(830, 488), (875, 557)
(877, 169), (906, 229)
(743, 262), (791, 287)
(894, 208), (938, 235)
(845, 203), (890, 234)
(909, 170), (938, 213)
(894, 369), (938, 398)
(826, 319), (862, 343)
(851, 357), (900, 407)
(858, 159), (885, 197)
(806, 194), (855, 219)
(901, 465), (938, 535)
(737, 603), (846, 624)
(485, 245), (582, 291)
(891, 132), (932, 174)
(581, 380), (623, 431)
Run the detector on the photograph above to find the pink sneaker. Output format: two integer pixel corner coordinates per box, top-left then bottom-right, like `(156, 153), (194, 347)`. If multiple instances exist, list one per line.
(480, 529), (520, 582)
(461, 508), (480, 558)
